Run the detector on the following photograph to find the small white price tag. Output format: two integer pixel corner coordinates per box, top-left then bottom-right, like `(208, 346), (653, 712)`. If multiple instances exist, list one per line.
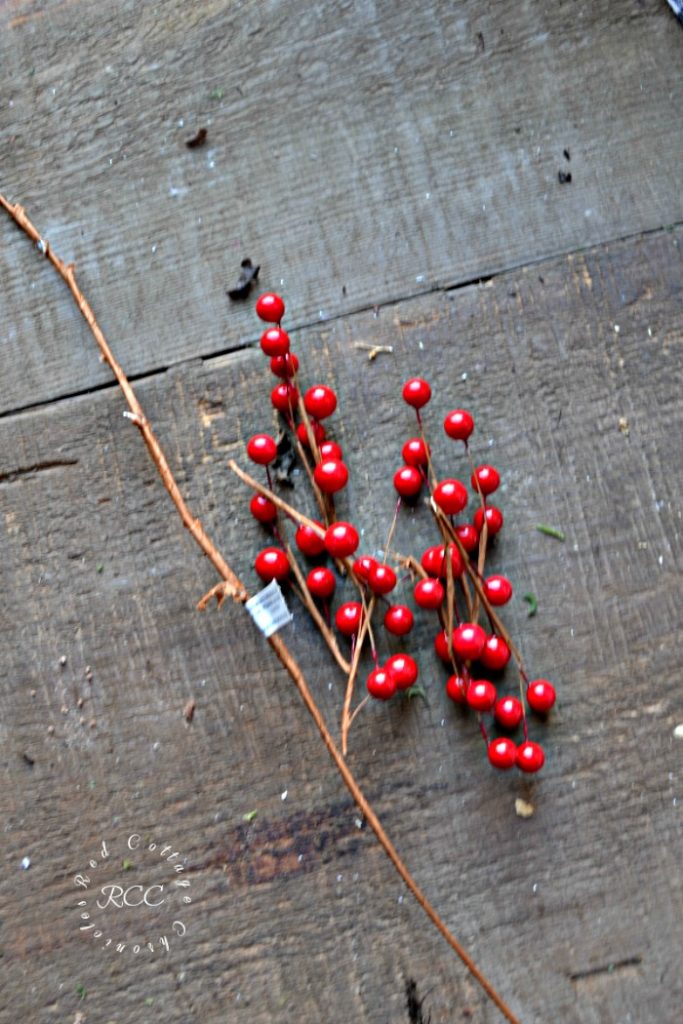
(245, 579), (293, 637)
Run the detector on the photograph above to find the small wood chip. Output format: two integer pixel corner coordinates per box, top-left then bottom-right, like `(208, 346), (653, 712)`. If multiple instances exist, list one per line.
(515, 798), (535, 818)
(183, 698), (196, 722)
(673, 724), (683, 739)
(618, 416), (630, 437)
(185, 127), (207, 148)
(353, 341), (393, 361)
(47, 725), (55, 735)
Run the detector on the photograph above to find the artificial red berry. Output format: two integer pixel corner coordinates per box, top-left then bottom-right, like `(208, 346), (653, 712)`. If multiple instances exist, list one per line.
(444, 409), (474, 442)
(254, 547), (289, 582)
(270, 352), (299, 378)
(385, 653), (419, 691)
(383, 604), (414, 636)
(414, 577), (444, 609)
(434, 478), (468, 515)
(480, 634), (511, 671)
(271, 383), (299, 414)
(455, 523), (479, 553)
(352, 554), (377, 582)
(402, 437), (430, 467)
(393, 465), (423, 499)
(527, 679), (556, 714)
(335, 601), (363, 636)
(367, 562), (397, 595)
(495, 696), (523, 729)
(471, 464), (500, 496)
(473, 505), (504, 536)
(319, 440), (343, 461)
(366, 666), (397, 700)
(516, 741), (545, 773)
(307, 566), (335, 600)
(402, 378), (432, 409)
(295, 521), (326, 557)
(466, 679), (496, 712)
(247, 433), (278, 465)
(313, 458), (348, 493)
(296, 420), (326, 448)
(484, 575), (513, 606)
(250, 493), (278, 523)
(445, 674), (467, 704)
(452, 622), (487, 660)
(256, 292), (285, 323)
(304, 385), (337, 420)
(260, 326), (290, 356)
(487, 737), (517, 770)
(434, 630), (451, 663)
(324, 521), (359, 558)
(421, 545), (463, 579)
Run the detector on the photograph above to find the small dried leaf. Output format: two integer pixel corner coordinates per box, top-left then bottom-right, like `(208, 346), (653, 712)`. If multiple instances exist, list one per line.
(515, 798), (535, 818)
(183, 698), (196, 722)
(185, 127), (207, 148)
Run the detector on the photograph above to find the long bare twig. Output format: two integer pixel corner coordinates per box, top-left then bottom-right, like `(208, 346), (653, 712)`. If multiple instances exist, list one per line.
(0, 194), (521, 1024)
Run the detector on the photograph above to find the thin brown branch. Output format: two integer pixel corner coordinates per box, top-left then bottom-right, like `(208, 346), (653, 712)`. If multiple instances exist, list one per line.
(340, 594), (376, 756)
(0, 194), (521, 1024)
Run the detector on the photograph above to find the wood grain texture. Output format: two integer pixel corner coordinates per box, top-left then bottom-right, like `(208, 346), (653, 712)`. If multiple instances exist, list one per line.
(1, 0), (682, 412)
(1, 223), (681, 1023)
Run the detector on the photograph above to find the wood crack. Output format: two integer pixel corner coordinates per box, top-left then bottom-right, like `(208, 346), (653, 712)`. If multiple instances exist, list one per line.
(0, 458), (79, 485)
(569, 956), (643, 982)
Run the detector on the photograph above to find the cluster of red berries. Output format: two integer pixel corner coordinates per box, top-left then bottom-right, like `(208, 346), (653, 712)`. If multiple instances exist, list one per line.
(243, 293), (555, 774)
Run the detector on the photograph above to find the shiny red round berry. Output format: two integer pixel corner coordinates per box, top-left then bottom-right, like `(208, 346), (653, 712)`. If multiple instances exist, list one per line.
(473, 505), (504, 536)
(466, 679), (496, 712)
(414, 577), (444, 609)
(247, 433), (278, 465)
(270, 352), (299, 378)
(527, 679), (556, 714)
(393, 465), (423, 499)
(271, 383), (299, 414)
(444, 409), (474, 441)
(487, 737), (517, 770)
(495, 696), (523, 729)
(250, 493), (278, 523)
(304, 385), (337, 420)
(352, 554), (377, 582)
(516, 741), (545, 773)
(295, 521), (326, 557)
(455, 523), (479, 552)
(367, 562), (397, 595)
(296, 420), (326, 448)
(256, 292), (285, 323)
(452, 622), (487, 660)
(434, 630), (451, 663)
(422, 545), (462, 579)
(260, 326), (290, 356)
(254, 547), (289, 582)
(307, 566), (335, 600)
(480, 634), (511, 671)
(319, 440), (343, 461)
(471, 464), (500, 496)
(324, 521), (359, 558)
(385, 653), (418, 691)
(434, 478), (468, 516)
(335, 601), (363, 636)
(484, 575), (512, 606)
(445, 674), (467, 704)
(402, 437), (430, 467)
(383, 604), (414, 636)
(313, 458), (348, 493)
(366, 666), (396, 700)
(402, 377), (432, 409)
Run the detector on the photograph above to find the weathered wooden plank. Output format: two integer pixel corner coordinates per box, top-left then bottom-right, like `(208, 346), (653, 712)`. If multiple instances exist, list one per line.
(1, 225), (681, 1022)
(1, 0), (682, 412)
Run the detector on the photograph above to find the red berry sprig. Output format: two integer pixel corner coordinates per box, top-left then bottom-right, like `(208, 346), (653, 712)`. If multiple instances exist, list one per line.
(235, 292), (556, 773)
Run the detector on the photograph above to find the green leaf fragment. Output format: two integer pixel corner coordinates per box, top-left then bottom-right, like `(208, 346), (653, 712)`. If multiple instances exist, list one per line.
(122, 858), (134, 871)
(76, 985), (86, 1000)
(406, 683), (427, 702)
(242, 810), (258, 822)
(96, 564), (104, 573)
(523, 593), (538, 617)
(145, 997), (155, 1006)
(209, 87), (224, 100)
(535, 524), (565, 541)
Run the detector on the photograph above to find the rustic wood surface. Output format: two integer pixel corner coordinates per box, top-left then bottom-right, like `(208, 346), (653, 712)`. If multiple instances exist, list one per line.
(1, 2), (681, 1023)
